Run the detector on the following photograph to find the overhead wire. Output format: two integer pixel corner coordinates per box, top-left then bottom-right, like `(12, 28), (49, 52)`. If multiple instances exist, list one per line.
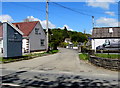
(51, 2), (93, 17)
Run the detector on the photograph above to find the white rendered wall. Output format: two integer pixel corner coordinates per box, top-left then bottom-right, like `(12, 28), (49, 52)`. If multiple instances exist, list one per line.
(22, 39), (28, 52)
(29, 22), (46, 51)
(0, 40), (3, 53)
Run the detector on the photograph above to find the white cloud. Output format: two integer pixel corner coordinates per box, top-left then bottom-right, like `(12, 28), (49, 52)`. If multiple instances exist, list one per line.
(59, 24), (73, 31)
(40, 20), (56, 29)
(0, 14), (14, 22)
(105, 11), (115, 16)
(86, 0), (116, 9)
(96, 17), (118, 27)
(24, 16), (56, 29)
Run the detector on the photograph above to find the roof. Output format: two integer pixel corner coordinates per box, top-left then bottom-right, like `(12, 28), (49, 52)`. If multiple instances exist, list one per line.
(13, 21), (39, 36)
(92, 27), (120, 39)
(0, 21), (39, 38)
(7, 22), (23, 35)
(0, 22), (24, 38)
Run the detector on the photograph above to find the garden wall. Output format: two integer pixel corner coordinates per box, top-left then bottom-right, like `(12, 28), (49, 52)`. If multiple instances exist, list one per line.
(89, 56), (120, 71)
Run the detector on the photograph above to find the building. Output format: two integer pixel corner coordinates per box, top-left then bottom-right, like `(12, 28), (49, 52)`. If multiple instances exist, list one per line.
(64, 38), (73, 48)
(2, 22), (23, 57)
(92, 27), (120, 52)
(0, 21), (47, 53)
(0, 23), (3, 53)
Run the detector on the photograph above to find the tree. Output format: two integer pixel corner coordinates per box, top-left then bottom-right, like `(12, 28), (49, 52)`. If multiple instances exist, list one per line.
(49, 29), (64, 50)
(48, 28), (90, 50)
(62, 26), (69, 39)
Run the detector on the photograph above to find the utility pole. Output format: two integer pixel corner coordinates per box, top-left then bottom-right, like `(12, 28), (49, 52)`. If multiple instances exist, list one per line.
(46, 0), (49, 52)
(92, 16), (94, 28)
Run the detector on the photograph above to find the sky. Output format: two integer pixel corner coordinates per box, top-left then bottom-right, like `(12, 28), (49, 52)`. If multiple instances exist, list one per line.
(0, 0), (119, 34)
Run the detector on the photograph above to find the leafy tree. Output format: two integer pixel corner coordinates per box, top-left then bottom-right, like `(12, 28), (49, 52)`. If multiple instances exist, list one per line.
(62, 26), (69, 39)
(48, 28), (91, 50)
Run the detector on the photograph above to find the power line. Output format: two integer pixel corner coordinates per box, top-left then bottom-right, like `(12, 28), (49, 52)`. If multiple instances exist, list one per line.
(51, 2), (93, 17)
(51, 2), (118, 17)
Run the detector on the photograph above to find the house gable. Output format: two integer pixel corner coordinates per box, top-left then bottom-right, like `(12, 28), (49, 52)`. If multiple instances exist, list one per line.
(3, 22), (23, 57)
(28, 21), (46, 51)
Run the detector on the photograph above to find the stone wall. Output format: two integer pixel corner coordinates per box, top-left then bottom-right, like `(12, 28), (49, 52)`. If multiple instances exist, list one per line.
(89, 56), (120, 71)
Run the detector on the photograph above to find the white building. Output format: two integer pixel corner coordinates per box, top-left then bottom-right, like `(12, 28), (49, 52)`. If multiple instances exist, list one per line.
(0, 21), (47, 53)
(92, 27), (120, 52)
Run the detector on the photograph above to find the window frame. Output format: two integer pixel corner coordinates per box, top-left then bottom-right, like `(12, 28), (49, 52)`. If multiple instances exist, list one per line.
(41, 39), (45, 46)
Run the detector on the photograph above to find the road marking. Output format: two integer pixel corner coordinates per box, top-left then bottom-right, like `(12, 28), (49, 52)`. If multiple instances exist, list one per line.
(2, 83), (20, 87)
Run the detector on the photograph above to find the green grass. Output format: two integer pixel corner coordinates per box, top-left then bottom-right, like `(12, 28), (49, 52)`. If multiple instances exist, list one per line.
(79, 53), (89, 60)
(95, 54), (120, 59)
(0, 50), (59, 63)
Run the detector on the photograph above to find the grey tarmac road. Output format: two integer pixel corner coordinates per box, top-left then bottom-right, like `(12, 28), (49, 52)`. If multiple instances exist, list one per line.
(0, 48), (119, 87)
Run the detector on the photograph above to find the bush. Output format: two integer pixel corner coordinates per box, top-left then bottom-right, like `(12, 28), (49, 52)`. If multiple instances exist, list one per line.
(59, 42), (69, 48)
(81, 46), (88, 53)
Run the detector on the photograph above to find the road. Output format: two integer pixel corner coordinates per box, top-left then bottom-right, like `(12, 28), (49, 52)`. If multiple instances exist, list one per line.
(0, 48), (119, 87)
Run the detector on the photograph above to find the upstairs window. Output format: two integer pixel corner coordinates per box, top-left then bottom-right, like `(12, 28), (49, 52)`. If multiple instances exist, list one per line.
(14, 32), (18, 39)
(35, 28), (39, 34)
(41, 39), (45, 46)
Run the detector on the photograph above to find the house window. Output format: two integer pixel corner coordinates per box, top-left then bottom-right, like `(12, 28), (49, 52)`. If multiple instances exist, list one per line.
(35, 28), (39, 34)
(41, 39), (45, 46)
(14, 32), (18, 39)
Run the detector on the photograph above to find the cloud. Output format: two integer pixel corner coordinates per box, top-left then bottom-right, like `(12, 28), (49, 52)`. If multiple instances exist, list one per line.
(86, 0), (116, 9)
(96, 17), (118, 27)
(59, 24), (73, 31)
(105, 11), (115, 16)
(40, 20), (56, 29)
(24, 16), (56, 29)
(0, 14), (14, 22)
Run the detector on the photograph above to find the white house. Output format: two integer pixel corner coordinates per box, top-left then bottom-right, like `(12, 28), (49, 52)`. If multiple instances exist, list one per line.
(91, 27), (120, 52)
(0, 21), (47, 53)
(0, 23), (3, 53)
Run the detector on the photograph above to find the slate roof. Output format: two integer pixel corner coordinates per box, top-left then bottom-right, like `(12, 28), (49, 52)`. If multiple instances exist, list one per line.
(92, 27), (120, 39)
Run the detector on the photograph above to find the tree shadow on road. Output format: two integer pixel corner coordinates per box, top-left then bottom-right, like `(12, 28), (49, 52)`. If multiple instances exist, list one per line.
(1, 71), (119, 88)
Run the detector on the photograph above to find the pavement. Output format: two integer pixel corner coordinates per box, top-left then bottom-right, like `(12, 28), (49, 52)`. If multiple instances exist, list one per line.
(0, 48), (119, 88)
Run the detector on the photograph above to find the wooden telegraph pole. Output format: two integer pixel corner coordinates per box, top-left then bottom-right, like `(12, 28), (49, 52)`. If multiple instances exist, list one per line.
(46, 0), (49, 52)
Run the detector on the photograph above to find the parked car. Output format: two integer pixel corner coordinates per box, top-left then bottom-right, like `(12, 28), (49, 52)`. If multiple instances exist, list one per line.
(96, 40), (120, 50)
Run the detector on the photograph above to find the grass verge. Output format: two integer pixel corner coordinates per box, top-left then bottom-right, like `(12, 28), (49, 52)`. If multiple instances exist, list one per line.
(79, 53), (89, 60)
(0, 50), (59, 63)
(95, 54), (120, 59)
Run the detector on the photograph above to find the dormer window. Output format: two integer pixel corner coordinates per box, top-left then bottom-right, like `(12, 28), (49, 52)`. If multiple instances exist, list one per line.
(35, 28), (39, 34)
(109, 28), (113, 33)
